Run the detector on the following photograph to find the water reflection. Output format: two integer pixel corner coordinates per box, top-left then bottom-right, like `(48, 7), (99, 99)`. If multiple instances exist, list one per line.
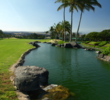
(23, 43), (110, 100)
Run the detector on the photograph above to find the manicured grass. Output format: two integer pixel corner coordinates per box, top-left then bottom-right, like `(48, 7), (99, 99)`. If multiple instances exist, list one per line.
(0, 38), (35, 100)
(81, 41), (110, 55)
(88, 41), (96, 45)
(57, 40), (67, 44)
(0, 38), (71, 100)
(37, 39), (51, 42)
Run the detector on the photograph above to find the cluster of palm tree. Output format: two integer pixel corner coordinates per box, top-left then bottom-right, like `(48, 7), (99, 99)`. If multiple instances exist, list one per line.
(49, 21), (71, 40)
(55, 0), (102, 42)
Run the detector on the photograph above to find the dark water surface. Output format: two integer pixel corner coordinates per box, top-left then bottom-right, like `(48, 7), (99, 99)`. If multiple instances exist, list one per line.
(23, 43), (110, 100)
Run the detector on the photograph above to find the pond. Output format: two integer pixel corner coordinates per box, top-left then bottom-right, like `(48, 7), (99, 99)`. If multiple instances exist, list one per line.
(23, 43), (110, 100)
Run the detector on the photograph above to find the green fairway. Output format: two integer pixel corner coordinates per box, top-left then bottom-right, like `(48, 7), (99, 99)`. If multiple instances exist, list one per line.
(0, 38), (34, 100)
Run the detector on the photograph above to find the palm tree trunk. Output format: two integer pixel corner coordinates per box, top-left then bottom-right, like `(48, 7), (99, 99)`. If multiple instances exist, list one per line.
(70, 10), (73, 42)
(63, 7), (66, 41)
(76, 11), (82, 42)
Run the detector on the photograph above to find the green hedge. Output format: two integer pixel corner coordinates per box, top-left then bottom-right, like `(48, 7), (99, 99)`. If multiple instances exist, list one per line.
(102, 46), (110, 55)
(98, 41), (107, 47)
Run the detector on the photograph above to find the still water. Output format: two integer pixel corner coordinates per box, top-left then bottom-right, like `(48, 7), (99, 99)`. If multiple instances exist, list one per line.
(23, 43), (110, 100)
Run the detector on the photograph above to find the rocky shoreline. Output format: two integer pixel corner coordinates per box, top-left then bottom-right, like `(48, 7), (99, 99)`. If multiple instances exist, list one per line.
(10, 42), (72, 100)
(10, 46), (37, 100)
(97, 53), (110, 62)
(81, 44), (110, 62)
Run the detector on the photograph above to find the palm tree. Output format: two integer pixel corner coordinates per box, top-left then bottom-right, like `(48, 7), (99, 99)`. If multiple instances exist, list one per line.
(67, 0), (80, 42)
(55, 0), (68, 41)
(54, 21), (71, 40)
(75, 0), (102, 42)
(60, 21), (71, 40)
(49, 26), (56, 39)
(55, 0), (80, 42)
(55, 22), (62, 39)
(61, 21), (71, 40)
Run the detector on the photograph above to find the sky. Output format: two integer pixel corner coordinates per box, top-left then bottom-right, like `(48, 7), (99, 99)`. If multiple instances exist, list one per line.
(0, 0), (110, 34)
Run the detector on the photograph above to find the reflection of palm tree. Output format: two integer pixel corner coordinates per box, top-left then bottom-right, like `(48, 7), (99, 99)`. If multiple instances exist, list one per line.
(76, 0), (102, 42)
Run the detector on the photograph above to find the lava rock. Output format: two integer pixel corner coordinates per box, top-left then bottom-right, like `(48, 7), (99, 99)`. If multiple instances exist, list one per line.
(51, 43), (57, 46)
(34, 41), (41, 43)
(33, 42), (40, 48)
(14, 66), (49, 92)
(70, 42), (82, 48)
(96, 51), (101, 54)
(98, 54), (104, 58)
(29, 42), (40, 48)
(64, 43), (73, 48)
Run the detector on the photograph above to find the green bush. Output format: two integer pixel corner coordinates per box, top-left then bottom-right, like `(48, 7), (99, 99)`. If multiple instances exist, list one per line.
(98, 41), (107, 47)
(102, 46), (110, 55)
(57, 41), (67, 44)
(84, 41), (90, 44)
(94, 42), (100, 46)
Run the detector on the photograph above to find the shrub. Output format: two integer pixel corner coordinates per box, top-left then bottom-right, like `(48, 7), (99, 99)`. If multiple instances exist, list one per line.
(94, 42), (100, 46)
(57, 41), (67, 44)
(102, 46), (110, 55)
(84, 41), (90, 44)
(98, 41), (107, 47)
(88, 41), (97, 45)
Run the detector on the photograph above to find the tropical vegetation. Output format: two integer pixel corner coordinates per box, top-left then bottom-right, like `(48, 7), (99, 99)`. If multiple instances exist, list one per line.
(49, 21), (71, 40)
(53, 0), (102, 42)
(82, 29), (110, 41)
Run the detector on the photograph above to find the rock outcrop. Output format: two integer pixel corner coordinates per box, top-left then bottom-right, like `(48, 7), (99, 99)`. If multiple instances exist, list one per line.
(29, 42), (40, 48)
(51, 43), (57, 46)
(97, 54), (110, 62)
(14, 66), (49, 92)
(96, 51), (101, 54)
(64, 42), (82, 48)
(64, 43), (73, 48)
(70, 42), (81, 48)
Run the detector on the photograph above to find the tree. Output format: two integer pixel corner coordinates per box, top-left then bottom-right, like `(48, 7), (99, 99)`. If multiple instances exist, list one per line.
(0, 30), (4, 39)
(81, 34), (86, 41)
(76, 0), (102, 42)
(86, 32), (99, 41)
(61, 20), (71, 40)
(55, 0), (69, 41)
(55, 22), (62, 39)
(45, 31), (49, 39)
(49, 26), (56, 39)
(55, 21), (71, 40)
(66, 0), (81, 42)
(99, 29), (110, 41)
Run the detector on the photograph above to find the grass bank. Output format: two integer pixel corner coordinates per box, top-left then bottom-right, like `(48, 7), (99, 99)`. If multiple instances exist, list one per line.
(81, 41), (110, 55)
(0, 38), (35, 100)
(0, 38), (71, 100)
